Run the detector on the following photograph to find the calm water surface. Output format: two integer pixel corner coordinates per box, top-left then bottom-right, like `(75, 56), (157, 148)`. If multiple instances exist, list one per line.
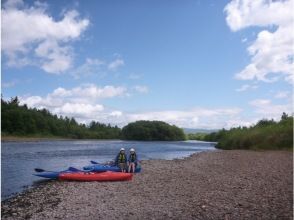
(1, 140), (216, 200)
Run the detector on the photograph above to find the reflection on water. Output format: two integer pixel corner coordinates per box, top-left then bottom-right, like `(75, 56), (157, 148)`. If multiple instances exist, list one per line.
(1, 140), (215, 199)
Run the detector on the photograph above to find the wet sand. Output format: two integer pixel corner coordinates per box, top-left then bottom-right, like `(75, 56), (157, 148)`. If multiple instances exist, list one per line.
(1, 150), (293, 220)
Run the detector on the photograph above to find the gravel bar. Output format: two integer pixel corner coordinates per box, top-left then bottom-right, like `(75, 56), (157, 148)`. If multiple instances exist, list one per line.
(1, 150), (293, 220)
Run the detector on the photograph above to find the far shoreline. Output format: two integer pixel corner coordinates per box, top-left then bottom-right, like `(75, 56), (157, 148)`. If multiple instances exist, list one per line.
(1, 135), (122, 142)
(1, 135), (196, 143)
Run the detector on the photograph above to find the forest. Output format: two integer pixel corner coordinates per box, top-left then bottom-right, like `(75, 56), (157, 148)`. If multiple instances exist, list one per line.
(2, 97), (185, 141)
(3, 96), (292, 147)
(121, 120), (186, 141)
(1, 97), (121, 139)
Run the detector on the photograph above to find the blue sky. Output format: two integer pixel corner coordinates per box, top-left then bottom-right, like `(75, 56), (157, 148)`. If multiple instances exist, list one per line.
(1, 0), (293, 128)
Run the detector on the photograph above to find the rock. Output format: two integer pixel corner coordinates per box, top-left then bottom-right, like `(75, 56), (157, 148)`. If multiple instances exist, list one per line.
(1, 150), (292, 220)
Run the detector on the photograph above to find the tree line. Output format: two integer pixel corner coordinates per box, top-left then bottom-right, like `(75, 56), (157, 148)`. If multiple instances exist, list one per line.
(188, 113), (293, 150)
(1, 97), (185, 141)
(122, 120), (186, 141)
(1, 97), (121, 139)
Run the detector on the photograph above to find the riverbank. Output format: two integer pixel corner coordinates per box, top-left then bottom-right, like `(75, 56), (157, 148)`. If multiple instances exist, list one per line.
(2, 150), (293, 219)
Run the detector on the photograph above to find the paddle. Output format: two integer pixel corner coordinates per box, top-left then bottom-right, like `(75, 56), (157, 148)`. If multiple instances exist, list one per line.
(90, 160), (116, 166)
(34, 168), (56, 173)
(35, 167), (80, 173)
(68, 167), (85, 172)
(69, 166), (96, 172)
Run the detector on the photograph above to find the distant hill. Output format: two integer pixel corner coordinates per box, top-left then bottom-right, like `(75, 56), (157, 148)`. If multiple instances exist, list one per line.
(182, 128), (218, 134)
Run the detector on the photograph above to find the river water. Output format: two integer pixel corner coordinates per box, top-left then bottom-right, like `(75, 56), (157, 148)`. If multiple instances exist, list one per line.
(1, 140), (216, 200)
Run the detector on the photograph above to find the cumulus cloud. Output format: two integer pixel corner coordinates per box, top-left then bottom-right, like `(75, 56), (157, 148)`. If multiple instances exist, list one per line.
(2, 0), (89, 73)
(274, 91), (290, 99)
(225, 118), (259, 128)
(20, 84), (127, 110)
(249, 98), (292, 119)
(225, 0), (294, 83)
(107, 58), (125, 71)
(19, 84), (152, 123)
(118, 108), (243, 129)
(236, 83), (258, 92)
(54, 103), (104, 118)
(133, 85), (149, 94)
(18, 84), (245, 128)
(71, 58), (105, 79)
(71, 57), (126, 79)
(241, 38), (247, 43)
(128, 74), (143, 80)
(51, 84), (127, 100)
(2, 80), (18, 88)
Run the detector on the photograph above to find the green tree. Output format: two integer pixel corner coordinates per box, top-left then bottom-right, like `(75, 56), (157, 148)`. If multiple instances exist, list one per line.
(122, 120), (185, 141)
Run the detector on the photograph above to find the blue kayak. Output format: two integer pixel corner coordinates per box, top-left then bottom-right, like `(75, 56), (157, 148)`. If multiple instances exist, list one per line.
(34, 171), (61, 179)
(33, 167), (82, 179)
(83, 164), (141, 173)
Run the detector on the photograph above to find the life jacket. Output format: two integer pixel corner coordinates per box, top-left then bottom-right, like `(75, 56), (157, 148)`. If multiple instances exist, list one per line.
(118, 153), (126, 163)
(130, 153), (136, 162)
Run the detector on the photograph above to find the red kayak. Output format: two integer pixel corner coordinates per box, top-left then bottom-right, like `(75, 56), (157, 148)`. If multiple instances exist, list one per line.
(59, 171), (133, 181)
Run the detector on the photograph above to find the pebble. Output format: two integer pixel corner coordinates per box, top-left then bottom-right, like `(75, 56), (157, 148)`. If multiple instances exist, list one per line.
(1, 150), (292, 220)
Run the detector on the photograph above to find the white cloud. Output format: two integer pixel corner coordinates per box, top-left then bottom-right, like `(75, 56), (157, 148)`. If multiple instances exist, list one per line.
(225, 0), (293, 31)
(2, 80), (18, 88)
(249, 98), (292, 119)
(110, 111), (123, 117)
(34, 40), (73, 73)
(236, 83), (258, 92)
(53, 103), (104, 117)
(107, 58), (124, 71)
(274, 91), (290, 99)
(71, 57), (127, 79)
(18, 84), (244, 129)
(225, 118), (258, 128)
(2, 0), (89, 74)
(225, 0), (294, 83)
(133, 85), (149, 94)
(128, 74), (143, 80)
(249, 99), (271, 106)
(3, 0), (24, 9)
(19, 83), (150, 116)
(19, 84), (129, 122)
(241, 38), (247, 43)
(20, 84), (127, 107)
(99, 108), (243, 129)
(51, 84), (128, 100)
(116, 108), (243, 129)
(71, 58), (105, 79)
(20, 84), (152, 112)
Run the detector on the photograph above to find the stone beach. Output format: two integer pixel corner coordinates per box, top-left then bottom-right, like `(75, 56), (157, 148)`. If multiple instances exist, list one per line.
(1, 150), (293, 220)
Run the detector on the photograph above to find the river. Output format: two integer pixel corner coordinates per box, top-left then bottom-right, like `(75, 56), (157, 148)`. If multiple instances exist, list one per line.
(1, 140), (216, 200)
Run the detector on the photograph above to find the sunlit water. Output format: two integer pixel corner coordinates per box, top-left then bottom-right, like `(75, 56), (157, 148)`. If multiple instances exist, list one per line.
(1, 140), (216, 200)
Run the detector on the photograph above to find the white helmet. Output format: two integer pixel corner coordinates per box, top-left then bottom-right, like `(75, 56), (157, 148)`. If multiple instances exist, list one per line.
(120, 148), (125, 151)
(130, 148), (135, 152)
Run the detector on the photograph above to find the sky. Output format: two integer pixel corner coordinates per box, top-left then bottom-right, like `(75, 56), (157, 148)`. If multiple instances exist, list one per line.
(1, 0), (293, 129)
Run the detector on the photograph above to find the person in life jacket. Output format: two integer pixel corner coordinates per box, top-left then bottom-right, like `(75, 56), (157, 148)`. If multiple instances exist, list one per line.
(128, 148), (139, 173)
(115, 148), (127, 172)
